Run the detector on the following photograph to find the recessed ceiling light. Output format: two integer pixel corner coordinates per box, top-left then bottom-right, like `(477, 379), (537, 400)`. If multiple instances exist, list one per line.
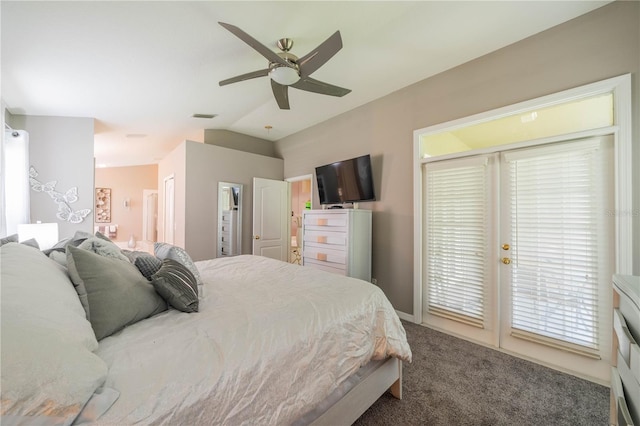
(96, 164), (107, 168)
(192, 113), (218, 119)
(126, 133), (147, 138)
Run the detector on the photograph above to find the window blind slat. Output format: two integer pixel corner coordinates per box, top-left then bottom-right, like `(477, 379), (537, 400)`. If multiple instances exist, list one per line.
(507, 142), (602, 350)
(424, 160), (489, 323)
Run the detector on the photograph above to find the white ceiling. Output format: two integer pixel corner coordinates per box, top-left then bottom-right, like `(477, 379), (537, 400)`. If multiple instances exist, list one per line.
(1, 1), (610, 167)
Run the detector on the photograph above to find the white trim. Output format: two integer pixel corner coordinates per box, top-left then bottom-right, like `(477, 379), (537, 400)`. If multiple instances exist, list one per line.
(395, 310), (414, 323)
(413, 74), (634, 356)
(611, 76), (633, 275)
(413, 125), (423, 324)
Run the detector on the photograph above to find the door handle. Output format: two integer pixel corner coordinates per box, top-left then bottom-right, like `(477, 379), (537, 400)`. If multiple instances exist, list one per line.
(501, 257), (511, 265)
(254, 235), (260, 240)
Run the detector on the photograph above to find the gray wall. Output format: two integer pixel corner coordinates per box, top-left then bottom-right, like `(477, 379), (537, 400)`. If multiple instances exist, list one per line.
(158, 140), (283, 262)
(275, 1), (640, 315)
(185, 141), (283, 261)
(8, 114), (94, 239)
(204, 129), (279, 159)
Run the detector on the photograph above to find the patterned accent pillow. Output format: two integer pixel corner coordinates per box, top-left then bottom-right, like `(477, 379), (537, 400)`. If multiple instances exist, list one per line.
(134, 254), (163, 280)
(151, 259), (199, 313)
(154, 242), (204, 297)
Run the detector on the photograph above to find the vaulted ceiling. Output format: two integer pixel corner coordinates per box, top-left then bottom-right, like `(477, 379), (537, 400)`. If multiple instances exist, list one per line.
(1, 1), (610, 167)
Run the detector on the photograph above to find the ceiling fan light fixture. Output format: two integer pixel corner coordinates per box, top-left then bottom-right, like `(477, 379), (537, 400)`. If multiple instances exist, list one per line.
(269, 65), (300, 86)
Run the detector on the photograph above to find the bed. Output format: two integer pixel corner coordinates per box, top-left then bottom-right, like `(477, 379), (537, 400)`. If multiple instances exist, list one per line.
(1, 238), (411, 425)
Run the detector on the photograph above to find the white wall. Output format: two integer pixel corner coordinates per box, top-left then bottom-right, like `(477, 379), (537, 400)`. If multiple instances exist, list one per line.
(9, 114), (94, 239)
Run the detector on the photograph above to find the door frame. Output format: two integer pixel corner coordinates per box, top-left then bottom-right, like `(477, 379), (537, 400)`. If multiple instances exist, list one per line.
(163, 174), (175, 244)
(413, 74), (633, 326)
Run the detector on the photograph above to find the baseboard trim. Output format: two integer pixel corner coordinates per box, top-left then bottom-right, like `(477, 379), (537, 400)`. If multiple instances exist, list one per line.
(395, 310), (415, 323)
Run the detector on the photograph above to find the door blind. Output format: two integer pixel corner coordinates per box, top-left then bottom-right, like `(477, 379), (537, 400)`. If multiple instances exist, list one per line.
(424, 157), (489, 326)
(505, 140), (603, 350)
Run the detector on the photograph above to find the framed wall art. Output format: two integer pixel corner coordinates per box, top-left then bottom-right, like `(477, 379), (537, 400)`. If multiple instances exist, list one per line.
(95, 188), (111, 223)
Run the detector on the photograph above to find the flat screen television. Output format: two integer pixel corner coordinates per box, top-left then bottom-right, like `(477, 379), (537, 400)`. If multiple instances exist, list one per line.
(315, 154), (376, 205)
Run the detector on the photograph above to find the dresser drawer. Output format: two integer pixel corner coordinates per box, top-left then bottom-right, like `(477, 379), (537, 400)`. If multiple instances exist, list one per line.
(618, 350), (640, 425)
(303, 230), (347, 248)
(304, 212), (348, 231)
(303, 258), (347, 275)
(303, 246), (346, 266)
(612, 366), (636, 426)
(614, 309), (640, 385)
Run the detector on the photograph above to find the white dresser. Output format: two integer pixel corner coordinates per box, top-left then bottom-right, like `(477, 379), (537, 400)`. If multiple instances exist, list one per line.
(217, 209), (238, 257)
(611, 274), (640, 425)
(302, 209), (372, 281)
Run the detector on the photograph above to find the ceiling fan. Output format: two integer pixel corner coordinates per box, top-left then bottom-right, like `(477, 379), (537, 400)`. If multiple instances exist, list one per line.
(218, 22), (351, 110)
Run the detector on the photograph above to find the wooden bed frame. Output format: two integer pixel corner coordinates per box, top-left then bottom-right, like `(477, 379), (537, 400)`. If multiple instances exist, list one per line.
(310, 357), (402, 425)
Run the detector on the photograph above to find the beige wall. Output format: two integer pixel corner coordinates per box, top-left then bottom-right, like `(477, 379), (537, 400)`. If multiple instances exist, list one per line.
(275, 1), (640, 314)
(95, 164), (158, 243)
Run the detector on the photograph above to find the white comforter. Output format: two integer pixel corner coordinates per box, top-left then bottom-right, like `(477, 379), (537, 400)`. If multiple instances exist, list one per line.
(94, 255), (411, 425)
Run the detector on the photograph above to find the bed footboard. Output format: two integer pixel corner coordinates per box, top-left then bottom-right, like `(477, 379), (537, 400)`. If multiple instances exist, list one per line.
(310, 357), (402, 426)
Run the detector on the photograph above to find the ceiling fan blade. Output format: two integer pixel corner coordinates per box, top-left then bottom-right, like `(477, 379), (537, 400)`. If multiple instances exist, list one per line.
(218, 22), (290, 68)
(291, 77), (351, 97)
(297, 31), (343, 78)
(271, 80), (290, 110)
(219, 69), (269, 86)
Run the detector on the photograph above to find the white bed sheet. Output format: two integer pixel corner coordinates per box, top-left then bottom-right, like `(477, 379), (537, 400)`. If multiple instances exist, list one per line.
(94, 255), (411, 425)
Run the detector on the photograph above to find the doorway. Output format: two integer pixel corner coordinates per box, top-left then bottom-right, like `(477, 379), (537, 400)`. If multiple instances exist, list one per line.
(414, 75), (632, 383)
(423, 136), (614, 382)
(286, 174), (313, 264)
(163, 175), (175, 244)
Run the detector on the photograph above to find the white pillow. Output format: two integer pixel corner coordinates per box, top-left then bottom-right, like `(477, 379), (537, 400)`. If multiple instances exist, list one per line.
(1, 321), (108, 426)
(0, 242), (98, 350)
(1, 242), (109, 425)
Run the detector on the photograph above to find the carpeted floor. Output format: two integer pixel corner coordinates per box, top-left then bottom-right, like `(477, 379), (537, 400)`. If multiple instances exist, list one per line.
(354, 321), (609, 426)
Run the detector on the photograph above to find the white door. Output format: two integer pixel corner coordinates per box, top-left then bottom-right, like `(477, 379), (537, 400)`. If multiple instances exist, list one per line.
(498, 136), (614, 381)
(163, 176), (175, 244)
(423, 136), (614, 381)
(252, 177), (289, 261)
(142, 189), (158, 241)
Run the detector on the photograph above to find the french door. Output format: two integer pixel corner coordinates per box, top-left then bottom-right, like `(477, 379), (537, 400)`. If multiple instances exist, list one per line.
(423, 136), (614, 381)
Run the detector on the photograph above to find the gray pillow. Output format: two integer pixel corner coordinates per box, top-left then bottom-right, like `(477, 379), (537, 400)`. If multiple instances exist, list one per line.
(154, 242), (203, 296)
(20, 238), (40, 249)
(94, 231), (112, 242)
(0, 234), (19, 246)
(151, 259), (199, 313)
(66, 246), (167, 340)
(78, 237), (129, 262)
(43, 230), (94, 255)
(135, 254), (163, 280)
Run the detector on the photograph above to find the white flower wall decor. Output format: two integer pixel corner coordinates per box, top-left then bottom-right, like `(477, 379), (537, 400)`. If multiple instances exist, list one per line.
(29, 166), (92, 224)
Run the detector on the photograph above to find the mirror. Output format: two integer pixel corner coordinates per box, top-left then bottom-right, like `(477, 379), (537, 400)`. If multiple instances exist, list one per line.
(217, 182), (243, 257)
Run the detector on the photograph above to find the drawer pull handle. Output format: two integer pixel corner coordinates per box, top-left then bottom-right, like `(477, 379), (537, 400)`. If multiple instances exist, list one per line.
(317, 219), (328, 226)
(317, 253), (327, 261)
(317, 236), (327, 243)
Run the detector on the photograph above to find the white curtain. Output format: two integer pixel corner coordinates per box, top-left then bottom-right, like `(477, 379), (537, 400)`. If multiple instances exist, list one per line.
(1, 129), (30, 236)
